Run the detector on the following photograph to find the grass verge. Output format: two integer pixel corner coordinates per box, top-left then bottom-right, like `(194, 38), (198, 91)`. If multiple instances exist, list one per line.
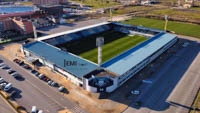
(71, 0), (119, 9)
(122, 17), (200, 38)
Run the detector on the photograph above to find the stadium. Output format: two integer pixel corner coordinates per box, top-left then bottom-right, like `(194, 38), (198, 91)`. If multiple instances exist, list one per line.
(21, 22), (178, 93)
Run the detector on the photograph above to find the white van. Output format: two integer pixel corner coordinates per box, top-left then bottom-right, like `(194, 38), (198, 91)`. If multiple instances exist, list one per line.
(31, 106), (37, 113)
(4, 83), (12, 91)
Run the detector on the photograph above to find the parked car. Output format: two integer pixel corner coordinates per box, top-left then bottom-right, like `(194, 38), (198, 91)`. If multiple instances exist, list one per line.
(4, 83), (12, 91)
(31, 106), (37, 113)
(10, 91), (17, 98)
(12, 73), (22, 79)
(2, 65), (10, 70)
(48, 81), (53, 86)
(22, 64), (30, 69)
(43, 76), (50, 82)
(13, 58), (20, 64)
(31, 70), (40, 76)
(58, 86), (65, 92)
(38, 74), (45, 80)
(51, 81), (57, 87)
(0, 62), (5, 67)
(0, 78), (4, 83)
(19, 61), (25, 66)
(38, 110), (43, 113)
(0, 82), (7, 89)
(8, 69), (16, 74)
(0, 59), (3, 63)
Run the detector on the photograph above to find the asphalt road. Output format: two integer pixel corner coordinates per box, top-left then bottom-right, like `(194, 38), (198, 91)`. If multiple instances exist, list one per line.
(0, 95), (16, 113)
(123, 39), (200, 113)
(0, 55), (88, 113)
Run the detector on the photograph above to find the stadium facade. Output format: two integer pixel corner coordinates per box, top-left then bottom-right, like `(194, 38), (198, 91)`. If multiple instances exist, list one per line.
(21, 22), (177, 93)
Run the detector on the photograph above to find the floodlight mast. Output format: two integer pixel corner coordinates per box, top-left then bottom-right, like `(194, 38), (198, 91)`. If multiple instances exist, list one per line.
(33, 22), (37, 39)
(96, 37), (104, 66)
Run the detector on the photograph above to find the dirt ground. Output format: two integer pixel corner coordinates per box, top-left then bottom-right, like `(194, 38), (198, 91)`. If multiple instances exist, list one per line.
(0, 42), (130, 113)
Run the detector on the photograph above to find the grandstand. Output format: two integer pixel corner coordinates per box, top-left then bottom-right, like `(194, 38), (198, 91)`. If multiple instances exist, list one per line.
(22, 22), (177, 93)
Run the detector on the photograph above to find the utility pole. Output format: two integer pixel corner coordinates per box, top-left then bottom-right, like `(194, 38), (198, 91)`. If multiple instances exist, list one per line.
(164, 15), (168, 31)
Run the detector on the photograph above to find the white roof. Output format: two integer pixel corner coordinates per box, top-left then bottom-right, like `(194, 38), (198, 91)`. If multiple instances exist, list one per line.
(102, 33), (177, 75)
(37, 22), (110, 41)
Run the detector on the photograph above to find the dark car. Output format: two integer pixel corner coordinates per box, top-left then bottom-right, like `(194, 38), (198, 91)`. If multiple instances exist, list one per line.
(13, 58), (21, 64)
(12, 73), (23, 79)
(0, 59), (3, 63)
(43, 76), (50, 82)
(8, 69), (16, 74)
(23, 64), (30, 69)
(19, 61), (25, 66)
(10, 91), (17, 98)
(31, 70), (40, 76)
(2, 65), (10, 70)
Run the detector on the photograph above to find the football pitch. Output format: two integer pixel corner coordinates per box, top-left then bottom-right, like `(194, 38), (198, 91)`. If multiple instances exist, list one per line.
(57, 30), (148, 64)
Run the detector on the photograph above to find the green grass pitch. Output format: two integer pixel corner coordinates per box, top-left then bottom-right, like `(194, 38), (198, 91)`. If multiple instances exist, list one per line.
(58, 30), (148, 64)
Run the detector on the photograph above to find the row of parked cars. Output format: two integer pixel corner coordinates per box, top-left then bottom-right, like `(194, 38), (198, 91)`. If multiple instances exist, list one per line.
(13, 59), (66, 92)
(0, 59), (18, 98)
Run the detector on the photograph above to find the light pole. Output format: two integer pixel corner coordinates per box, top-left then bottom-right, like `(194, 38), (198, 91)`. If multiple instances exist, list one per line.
(110, 8), (113, 21)
(164, 15), (168, 31)
(96, 37), (104, 66)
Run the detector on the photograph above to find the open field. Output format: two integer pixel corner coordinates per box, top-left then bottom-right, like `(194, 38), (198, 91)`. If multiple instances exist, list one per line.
(57, 30), (147, 63)
(148, 9), (200, 19)
(71, 0), (119, 9)
(122, 17), (200, 38)
(112, 6), (156, 16)
(190, 7), (200, 11)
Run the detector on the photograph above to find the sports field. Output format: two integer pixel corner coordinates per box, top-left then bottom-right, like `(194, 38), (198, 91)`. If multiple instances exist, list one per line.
(122, 17), (200, 38)
(57, 30), (148, 63)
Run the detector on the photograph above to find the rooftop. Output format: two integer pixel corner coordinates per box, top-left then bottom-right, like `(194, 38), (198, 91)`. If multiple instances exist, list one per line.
(37, 22), (111, 41)
(23, 41), (99, 79)
(101, 32), (177, 75)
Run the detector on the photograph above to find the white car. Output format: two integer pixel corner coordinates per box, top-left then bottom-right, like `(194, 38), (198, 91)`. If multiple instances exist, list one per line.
(131, 90), (140, 95)
(4, 83), (12, 91)
(38, 110), (43, 113)
(0, 78), (4, 83)
(31, 106), (37, 113)
(58, 86), (65, 92)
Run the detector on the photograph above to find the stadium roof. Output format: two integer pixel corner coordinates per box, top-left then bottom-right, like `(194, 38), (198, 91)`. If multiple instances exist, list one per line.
(23, 41), (99, 79)
(102, 32), (177, 75)
(37, 22), (111, 41)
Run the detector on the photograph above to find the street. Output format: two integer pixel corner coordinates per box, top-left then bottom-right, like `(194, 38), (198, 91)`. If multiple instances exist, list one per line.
(0, 55), (88, 113)
(123, 39), (200, 113)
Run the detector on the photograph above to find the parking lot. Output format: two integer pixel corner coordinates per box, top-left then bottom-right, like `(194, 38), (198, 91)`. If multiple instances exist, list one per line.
(0, 55), (88, 113)
(123, 38), (200, 113)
